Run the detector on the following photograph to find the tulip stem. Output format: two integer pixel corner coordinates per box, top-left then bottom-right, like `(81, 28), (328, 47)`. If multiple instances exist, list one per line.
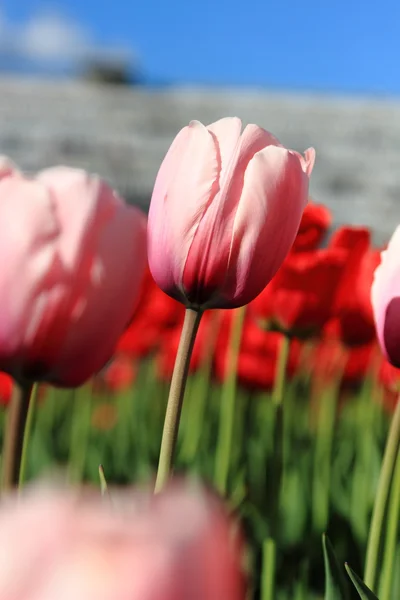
(155, 308), (202, 493)
(379, 445), (400, 600)
(18, 383), (39, 489)
(272, 334), (290, 407)
(1, 380), (34, 491)
(214, 306), (246, 497)
(261, 538), (276, 600)
(364, 395), (400, 591)
(273, 334), (289, 525)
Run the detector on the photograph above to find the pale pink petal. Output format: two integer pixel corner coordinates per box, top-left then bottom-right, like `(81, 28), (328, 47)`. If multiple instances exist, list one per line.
(182, 124), (282, 305)
(22, 167), (123, 381)
(0, 178), (60, 373)
(207, 117), (242, 181)
(0, 155), (21, 180)
(37, 167), (117, 271)
(225, 145), (309, 307)
(53, 205), (147, 386)
(148, 120), (219, 298)
(294, 147), (316, 177)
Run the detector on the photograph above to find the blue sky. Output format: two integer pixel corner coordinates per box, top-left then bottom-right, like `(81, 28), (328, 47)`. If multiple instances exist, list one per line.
(2, 0), (400, 94)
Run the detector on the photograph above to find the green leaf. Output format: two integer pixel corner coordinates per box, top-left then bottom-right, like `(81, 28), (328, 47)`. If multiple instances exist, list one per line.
(323, 534), (350, 600)
(345, 564), (379, 599)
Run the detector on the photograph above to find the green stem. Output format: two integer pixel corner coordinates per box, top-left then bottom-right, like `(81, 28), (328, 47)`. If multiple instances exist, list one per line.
(272, 334), (290, 407)
(350, 385), (375, 543)
(181, 312), (220, 463)
(98, 464), (112, 503)
(312, 385), (337, 533)
(364, 396), (400, 591)
(180, 368), (208, 463)
(272, 335), (290, 510)
(379, 442), (400, 600)
(18, 383), (39, 489)
(68, 386), (92, 484)
(214, 306), (246, 497)
(154, 308), (202, 493)
(1, 380), (33, 491)
(261, 538), (276, 600)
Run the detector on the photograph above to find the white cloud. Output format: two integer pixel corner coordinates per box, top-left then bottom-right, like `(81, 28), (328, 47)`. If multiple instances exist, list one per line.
(20, 12), (91, 63)
(0, 8), (135, 68)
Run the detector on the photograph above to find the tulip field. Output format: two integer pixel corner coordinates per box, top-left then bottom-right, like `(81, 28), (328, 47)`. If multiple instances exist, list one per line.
(0, 121), (399, 599)
(0, 200), (398, 598)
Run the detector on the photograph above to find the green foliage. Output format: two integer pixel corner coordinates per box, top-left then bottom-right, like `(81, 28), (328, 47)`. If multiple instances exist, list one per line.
(323, 534), (350, 600)
(345, 565), (380, 600)
(5, 361), (394, 599)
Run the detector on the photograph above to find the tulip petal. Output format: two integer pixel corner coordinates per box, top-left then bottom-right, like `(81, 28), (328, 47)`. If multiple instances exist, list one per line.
(226, 145), (310, 307)
(0, 178), (60, 373)
(16, 167), (123, 380)
(53, 205), (147, 386)
(37, 167), (117, 271)
(148, 121), (219, 299)
(207, 117), (242, 180)
(0, 156), (21, 180)
(298, 147), (316, 176)
(182, 124), (281, 305)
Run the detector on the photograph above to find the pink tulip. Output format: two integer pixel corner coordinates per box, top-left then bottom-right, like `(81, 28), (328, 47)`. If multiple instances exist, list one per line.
(0, 160), (147, 387)
(372, 227), (400, 367)
(0, 482), (245, 600)
(148, 117), (315, 310)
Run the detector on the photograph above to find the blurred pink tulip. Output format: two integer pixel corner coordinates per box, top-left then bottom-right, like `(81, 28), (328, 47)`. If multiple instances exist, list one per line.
(0, 482), (245, 600)
(372, 226), (400, 367)
(148, 117), (315, 309)
(0, 160), (147, 387)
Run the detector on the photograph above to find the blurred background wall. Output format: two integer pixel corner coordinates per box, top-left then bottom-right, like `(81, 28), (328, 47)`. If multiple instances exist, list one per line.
(1, 0), (399, 244)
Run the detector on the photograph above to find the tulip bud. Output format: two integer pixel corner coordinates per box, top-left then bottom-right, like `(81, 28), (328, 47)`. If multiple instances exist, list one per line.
(0, 162), (147, 387)
(372, 226), (400, 367)
(148, 117), (315, 310)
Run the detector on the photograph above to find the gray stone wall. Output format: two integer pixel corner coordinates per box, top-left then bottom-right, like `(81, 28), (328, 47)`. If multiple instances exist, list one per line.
(0, 77), (399, 244)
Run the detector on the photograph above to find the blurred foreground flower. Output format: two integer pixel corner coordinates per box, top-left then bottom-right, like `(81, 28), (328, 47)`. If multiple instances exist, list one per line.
(0, 159), (147, 387)
(148, 117), (315, 310)
(0, 482), (245, 600)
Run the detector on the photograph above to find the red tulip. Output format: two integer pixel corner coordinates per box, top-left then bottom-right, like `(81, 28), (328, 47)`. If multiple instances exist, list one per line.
(99, 355), (136, 393)
(310, 322), (377, 388)
(215, 313), (300, 390)
(148, 117), (314, 310)
(157, 311), (221, 380)
(342, 343), (376, 387)
(251, 247), (346, 338)
(117, 271), (184, 358)
(331, 226), (379, 346)
(0, 162), (147, 387)
(0, 483), (245, 600)
(292, 199), (332, 252)
(0, 371), (12, 406)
